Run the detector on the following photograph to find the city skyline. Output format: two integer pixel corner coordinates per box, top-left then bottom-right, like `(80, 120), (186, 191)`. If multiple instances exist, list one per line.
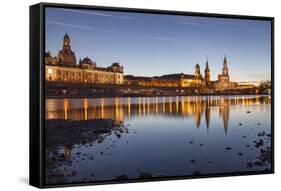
(45, 7), (271, 82)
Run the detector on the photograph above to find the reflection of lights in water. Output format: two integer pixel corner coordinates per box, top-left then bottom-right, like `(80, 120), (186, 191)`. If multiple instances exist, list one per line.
(181, 96), (185, 114)
(176, 96), (179, 113)
(83, 98), (88, 120)
(142, 97), (146, 115)
(162, 97), (166, 113)
(46, 96), (269, 133)
(138, 97), (141, 116)
(169, 96), (172, 113)
(101, 98), (104, 118)
(64, 146), (72, 159)
(147, 97), (150, 114)
(127, 97), (131, 118)
(63, 99), (68, 120)
(155, 97), (158, 114)
(115, 97), (119, 121)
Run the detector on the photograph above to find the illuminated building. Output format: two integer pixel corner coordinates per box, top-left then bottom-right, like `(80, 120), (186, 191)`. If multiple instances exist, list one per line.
(124, 64), (205, 88)
(213, 55), (237, 91)
(45, 34), (240, 91)
(45, 34), (124, 84)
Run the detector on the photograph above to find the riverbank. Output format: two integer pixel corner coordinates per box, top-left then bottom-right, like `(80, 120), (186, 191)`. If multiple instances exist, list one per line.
(45, 119), (124, 148)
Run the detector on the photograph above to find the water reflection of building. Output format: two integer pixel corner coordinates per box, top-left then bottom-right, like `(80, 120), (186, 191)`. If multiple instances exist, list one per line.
(205, 99), (211, 130)
(46, 96), (269, 134)
(218, 99), (230, 135)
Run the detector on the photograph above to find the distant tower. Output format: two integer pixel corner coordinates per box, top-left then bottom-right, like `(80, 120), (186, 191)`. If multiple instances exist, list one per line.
(222, 55), (229, 76)
(194, 63), (201, 86)
(63, 33), (71, 49)
(57, 33), (77, 65)
(204, 56), (211, 87)
(194, 63), (201, 79)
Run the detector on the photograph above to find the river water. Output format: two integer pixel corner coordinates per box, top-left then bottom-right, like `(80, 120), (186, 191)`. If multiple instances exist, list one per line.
(45, 95), (272, 183)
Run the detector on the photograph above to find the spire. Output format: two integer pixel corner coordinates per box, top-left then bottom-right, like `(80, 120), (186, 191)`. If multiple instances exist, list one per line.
(222, 55), (228, 76)
(206, 55), (209, 69)
(64, 33), (69, 39)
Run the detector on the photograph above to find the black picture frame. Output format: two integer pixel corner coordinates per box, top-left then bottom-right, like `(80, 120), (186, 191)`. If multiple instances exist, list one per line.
(30, 2), (274, 188)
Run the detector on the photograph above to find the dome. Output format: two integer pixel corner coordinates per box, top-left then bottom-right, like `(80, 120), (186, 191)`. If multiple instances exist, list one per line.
(195, 63), (200, 68)
(111, 62), (120, 67)
(57, 49), (76, 65)
(81, 57), (93, 65)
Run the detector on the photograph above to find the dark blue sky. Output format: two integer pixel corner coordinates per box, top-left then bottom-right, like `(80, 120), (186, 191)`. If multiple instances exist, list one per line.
(45, 7), (271, 82)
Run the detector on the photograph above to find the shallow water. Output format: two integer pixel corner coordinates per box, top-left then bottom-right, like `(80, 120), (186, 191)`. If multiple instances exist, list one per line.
(45, 95), (271, 183)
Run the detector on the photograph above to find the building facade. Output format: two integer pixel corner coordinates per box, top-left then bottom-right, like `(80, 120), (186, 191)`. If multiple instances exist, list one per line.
(124, 61), (205, 88)
(45, 34), (124, 85)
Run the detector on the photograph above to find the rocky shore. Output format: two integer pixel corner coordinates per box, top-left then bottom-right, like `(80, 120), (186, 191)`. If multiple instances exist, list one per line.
(246, 131), (272, 168)
(45, 119), (123, 148)
(45, 118), (127, 184)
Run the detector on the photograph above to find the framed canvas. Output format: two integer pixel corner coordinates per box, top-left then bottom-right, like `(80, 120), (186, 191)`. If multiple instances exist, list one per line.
(30, 2), (274, 188)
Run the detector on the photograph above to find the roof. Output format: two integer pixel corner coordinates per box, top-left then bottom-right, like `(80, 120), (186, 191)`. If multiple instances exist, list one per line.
(125, 73), (196, 81)
(124, 75), (152, 81)
(157, 73), (195, 80)
(64, 33), (70, 39)
(80, 57), (93, 65)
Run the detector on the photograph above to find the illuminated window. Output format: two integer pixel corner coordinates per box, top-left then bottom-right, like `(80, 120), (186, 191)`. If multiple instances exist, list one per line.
(48, 68), (53, 75)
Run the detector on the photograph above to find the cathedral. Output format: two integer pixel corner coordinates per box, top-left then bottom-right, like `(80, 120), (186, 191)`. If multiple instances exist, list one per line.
(45, 34), (124, 84)
(213, 56), (237, 91)
(188, 55), (237, 91)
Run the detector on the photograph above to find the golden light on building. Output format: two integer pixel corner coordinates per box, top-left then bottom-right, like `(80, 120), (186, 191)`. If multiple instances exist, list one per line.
(48, 68), (53, 75)
(45, 34), (124, 85)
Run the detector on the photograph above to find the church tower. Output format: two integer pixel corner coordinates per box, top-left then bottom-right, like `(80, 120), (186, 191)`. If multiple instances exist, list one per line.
(194, 63), (201, 78)
(204, 57), (211, 87)
(57, 33), (77, 66)
(222, 55), (229, 76)
(63, 33), (71, 49)
(194, 63), (201, 86)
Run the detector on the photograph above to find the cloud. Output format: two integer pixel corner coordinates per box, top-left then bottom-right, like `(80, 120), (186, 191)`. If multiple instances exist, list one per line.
(46, 20), (127, 34)
(47, 20), (177, 42)
(180, 21), (271, 39)
(139, 35), (176, 42)
(55, 8), (135, 20)
(179, 21), (209, 26)
(248, 26), (271, 39)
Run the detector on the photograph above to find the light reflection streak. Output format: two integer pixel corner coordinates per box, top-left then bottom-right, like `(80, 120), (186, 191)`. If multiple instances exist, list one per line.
(46, 96), (270, 134)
